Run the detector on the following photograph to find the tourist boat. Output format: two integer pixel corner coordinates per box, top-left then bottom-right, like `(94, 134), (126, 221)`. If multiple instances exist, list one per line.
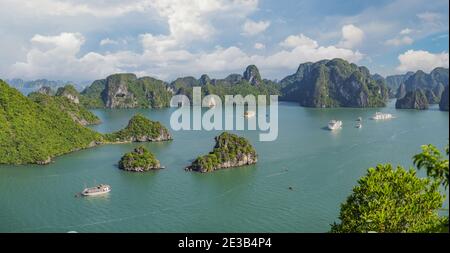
(371, 112), (394, 120)
(244, 111), (256, 118)
(327, 120), (343, 130)
(81, 184), (111, 196)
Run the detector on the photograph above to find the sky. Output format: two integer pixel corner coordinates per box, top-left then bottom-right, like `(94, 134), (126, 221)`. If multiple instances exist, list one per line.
(0, 0), (448, 82)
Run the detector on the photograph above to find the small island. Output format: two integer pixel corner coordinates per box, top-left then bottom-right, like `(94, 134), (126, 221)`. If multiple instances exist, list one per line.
(186, 132), (257, 173)
(105, 114), (172, 143)
(119, 146), (163, 172)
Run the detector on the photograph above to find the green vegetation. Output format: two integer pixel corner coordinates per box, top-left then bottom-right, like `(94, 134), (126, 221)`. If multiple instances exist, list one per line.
(280, 58), (389, 108)
(28, 92), (101, 126)
(118, 146), (162, 171)
(80, 74), (172, 109)
(414, 144), (449, 189)
(332, 144), (449, 233)
(188, 132), (257, 173)
(0, 79), (103, 164)
(331, 164), (445, 233)
(0, 81), (172, 164)
(105, 114), (172, 142)
(171, 65), (280, 105)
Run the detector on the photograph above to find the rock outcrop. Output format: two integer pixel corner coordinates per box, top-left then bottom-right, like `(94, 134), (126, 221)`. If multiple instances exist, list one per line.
(399, 68), (449, 104)
(385, 72), (414, 98)
(439, 85), (449, 111)
(56, 85), (80, 104)
(118, 146), (163, 172)
(81, 73), (172, 109)
(105, 114), (172, 143)
(186, 132), (257, 173)
(395, 89), (429, 110)
(280, 59), (389, 108)
(37, 86), (55, 96)
(243, 65), (262, 86)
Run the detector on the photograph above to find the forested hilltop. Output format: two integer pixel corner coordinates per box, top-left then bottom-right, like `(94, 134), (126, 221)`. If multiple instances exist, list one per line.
(280, 58), (389, 108)
(0, 80), (171, 165)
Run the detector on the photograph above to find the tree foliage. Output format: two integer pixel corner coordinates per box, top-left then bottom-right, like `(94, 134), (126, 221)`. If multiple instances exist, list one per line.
(413, 144), (449, 189)
(331, 164), (445, 233)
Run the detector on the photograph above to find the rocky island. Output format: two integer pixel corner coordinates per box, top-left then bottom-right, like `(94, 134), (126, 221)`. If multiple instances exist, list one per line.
(395, 89), (429, 110)
(119, 146), (163, 172)
(0, 80), (172, 165)
(80, 73), (172, 109)
(280, 59), (389, 108)
(186, 132), (257, 173)
(105, 114), (172, 143)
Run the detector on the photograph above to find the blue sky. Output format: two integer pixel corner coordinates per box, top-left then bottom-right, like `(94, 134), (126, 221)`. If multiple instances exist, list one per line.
(0, 0), (448, 82)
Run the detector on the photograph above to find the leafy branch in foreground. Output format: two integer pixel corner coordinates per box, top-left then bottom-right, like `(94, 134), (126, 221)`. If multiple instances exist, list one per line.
(413, 144), (449, 189)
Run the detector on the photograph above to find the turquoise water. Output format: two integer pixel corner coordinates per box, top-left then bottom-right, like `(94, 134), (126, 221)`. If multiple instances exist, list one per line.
(0, 101), (448, 232)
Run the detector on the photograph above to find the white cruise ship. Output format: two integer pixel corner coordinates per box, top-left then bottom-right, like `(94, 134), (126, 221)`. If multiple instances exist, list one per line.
(327, 120), (343, 130)
(81, 184), (111, 196)
(371, 112), (394, 120)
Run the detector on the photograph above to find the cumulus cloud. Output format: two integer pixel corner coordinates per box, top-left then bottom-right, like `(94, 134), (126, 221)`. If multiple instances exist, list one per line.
(100, 38), (119, 46)
(337, 24), (364, 49)
(385, 36), (414, 46)
(254, 43), (265, 50)
(242, 19), (271, 36)
(11, 31), (364, 81)
(279, 34), (318, 49)
(396, 50), (449, 72)
(11, 33), (128, 80)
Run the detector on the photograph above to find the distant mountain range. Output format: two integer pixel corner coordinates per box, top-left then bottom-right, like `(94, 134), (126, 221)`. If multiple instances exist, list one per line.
(4, 59), (449, 111)
(5, 78), (91, 92)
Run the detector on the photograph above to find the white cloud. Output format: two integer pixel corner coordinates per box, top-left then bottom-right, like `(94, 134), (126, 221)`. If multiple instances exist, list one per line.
(11, 33), (127, 80)
(400, 28), (413, 35)
(11, 31), (364, 81)
(242, 19), (271, 36)
(385, 36), (414, 46)
(396, 50), (449, 72)
(254, 43), (265, 50)
(279, 34), (318, 49)
(100, 38), (119, 46)
(337, 24), (364, 49)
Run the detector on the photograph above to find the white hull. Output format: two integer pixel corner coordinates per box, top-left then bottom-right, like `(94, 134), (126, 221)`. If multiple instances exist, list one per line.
(328, 120), (342, 130)
(81, 189), (110, 196)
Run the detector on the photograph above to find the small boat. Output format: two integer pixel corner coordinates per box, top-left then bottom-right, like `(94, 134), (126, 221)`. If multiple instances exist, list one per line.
(356, 117), (362, 122)
(244, 111), (256, 118)
(356, 122), (362, 128)
(371, 112), (394, 120)
(81, 184), (111, 196)
(327, 120), (343, 130)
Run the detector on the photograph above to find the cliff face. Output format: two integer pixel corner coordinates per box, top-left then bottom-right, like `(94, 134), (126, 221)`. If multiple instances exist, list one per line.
(104, 74), (139, 108)
(56, 85), (80, 104)
(395, 89), (429, 110)
(186, 132), (257, 173)
(280, 59), (388, 108)
(385, 72), (414, 98)
(81, 74), (172, 109)
(439, 85), (449, 111)
(399, 68), (449, 104)
(243, 65), (262, 86)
